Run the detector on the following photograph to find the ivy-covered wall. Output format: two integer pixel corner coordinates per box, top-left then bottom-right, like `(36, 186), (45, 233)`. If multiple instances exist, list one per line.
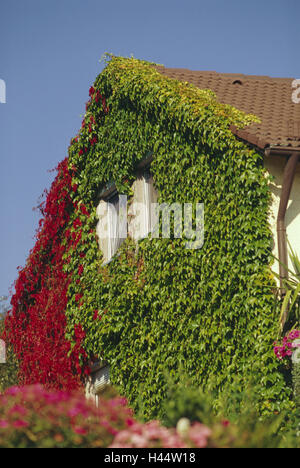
(5, 56), (292, 418)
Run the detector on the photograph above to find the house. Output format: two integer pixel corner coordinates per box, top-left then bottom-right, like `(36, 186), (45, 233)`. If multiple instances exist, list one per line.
(7, 57), (300, 417)
(156, 66), (300, 288)
(84, 59), (300, 410)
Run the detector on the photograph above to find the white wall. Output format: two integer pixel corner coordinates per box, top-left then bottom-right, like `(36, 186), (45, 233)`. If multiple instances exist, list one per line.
(265, 154), (300, 279)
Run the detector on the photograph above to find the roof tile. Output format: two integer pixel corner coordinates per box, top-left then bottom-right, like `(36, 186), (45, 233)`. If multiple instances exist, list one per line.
(155, 66), (300, 150)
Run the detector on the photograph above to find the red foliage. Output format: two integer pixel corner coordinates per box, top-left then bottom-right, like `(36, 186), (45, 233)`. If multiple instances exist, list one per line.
(4, 159), (85, 391)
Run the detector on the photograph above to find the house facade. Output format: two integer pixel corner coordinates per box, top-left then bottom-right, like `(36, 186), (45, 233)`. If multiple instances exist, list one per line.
(84, 60), (300, 408)
(156, 67), (300, 284)
(7, 57), (300, 416)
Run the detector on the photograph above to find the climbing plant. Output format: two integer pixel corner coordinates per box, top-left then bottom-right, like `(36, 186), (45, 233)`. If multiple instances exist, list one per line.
(3, 160), (87, 390)
(5, 56), (293, 417)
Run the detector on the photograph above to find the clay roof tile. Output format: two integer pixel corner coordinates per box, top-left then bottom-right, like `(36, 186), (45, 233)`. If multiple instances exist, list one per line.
(155, 65), (300, 150)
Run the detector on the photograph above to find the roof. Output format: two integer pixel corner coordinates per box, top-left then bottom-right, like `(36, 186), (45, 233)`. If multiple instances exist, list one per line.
(155, 66), (300, 151)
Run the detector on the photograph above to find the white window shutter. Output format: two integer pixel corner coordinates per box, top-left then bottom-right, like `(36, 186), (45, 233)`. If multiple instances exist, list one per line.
(92, 365), (110, 394)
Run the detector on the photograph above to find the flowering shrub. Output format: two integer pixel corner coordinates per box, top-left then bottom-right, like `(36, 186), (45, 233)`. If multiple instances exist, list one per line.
(0, 384), (132, 448)
(110, 419), (212, 448)
(0, 385), (216, 448)
(274, 330), (300, 361)
(0, 384), (237, 449)
(274, 330), (300, 409)
(0, 385), (299, 448)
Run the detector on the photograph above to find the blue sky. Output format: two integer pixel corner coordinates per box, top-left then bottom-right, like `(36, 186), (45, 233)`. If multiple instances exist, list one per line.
(0, 0), (299, 301)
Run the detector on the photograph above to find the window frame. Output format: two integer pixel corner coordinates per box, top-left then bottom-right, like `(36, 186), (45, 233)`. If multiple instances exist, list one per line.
(96, 184), (127, 265)
(85, 360), (110, 407)
(140, 166), (157, 239)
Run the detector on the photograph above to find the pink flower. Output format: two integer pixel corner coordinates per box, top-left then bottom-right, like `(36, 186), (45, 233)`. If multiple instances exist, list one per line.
(288, 330), (300, 341)
(9, 404), (27, 416)
(188, 423), (212, 448)
(5, 386), (21, 396)
(73, 426), (87, 435)
(13, 419), (29, 428)
(274, 330), (300, 361)
(130, 433), (149, 448)
(221, 419), (230, 427)
(68, 406), (83, 418)
(126, 418), (135, 427)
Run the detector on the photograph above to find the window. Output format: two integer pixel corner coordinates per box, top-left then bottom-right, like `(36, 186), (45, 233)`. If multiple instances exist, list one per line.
(128, 167), (158, 241)
(106, 192), (124, 259)
(96, 161), (158, 261)
(96, 189), (127, 264)
(85, 361), (110, 407)
(142, 168), (157, 236)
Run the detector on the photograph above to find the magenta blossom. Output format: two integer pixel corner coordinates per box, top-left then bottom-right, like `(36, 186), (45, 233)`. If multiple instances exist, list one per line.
(274, 329), (300, 361)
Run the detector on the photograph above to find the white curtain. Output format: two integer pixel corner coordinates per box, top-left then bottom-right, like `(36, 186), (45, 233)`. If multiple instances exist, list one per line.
(108, 194), (119, 258)
(108, 194), (126, 258)
(143, 172), (151, 237)
(144, 170), (158, 237)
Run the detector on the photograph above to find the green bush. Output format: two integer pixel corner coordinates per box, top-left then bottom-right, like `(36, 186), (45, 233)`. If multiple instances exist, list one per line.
(292, 361), (300, 409)
(159, 377), (299, 448)
(161, 378), (216, 428)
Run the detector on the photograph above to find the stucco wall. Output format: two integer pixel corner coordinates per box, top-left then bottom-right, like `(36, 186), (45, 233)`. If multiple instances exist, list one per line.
(265, 154), (300, 279)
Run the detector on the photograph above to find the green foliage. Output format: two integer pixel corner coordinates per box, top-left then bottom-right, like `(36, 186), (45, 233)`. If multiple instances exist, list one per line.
(0, 346), (19, 393)
(160, 377), (299, 448)
(217, 378), (299, 448)
(282, 242), (300, 330)
(160, 377), (217, 428)
(292, 361), (300, 409)
(64, 56), (291, 419)
(1, 383), (298, 448)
